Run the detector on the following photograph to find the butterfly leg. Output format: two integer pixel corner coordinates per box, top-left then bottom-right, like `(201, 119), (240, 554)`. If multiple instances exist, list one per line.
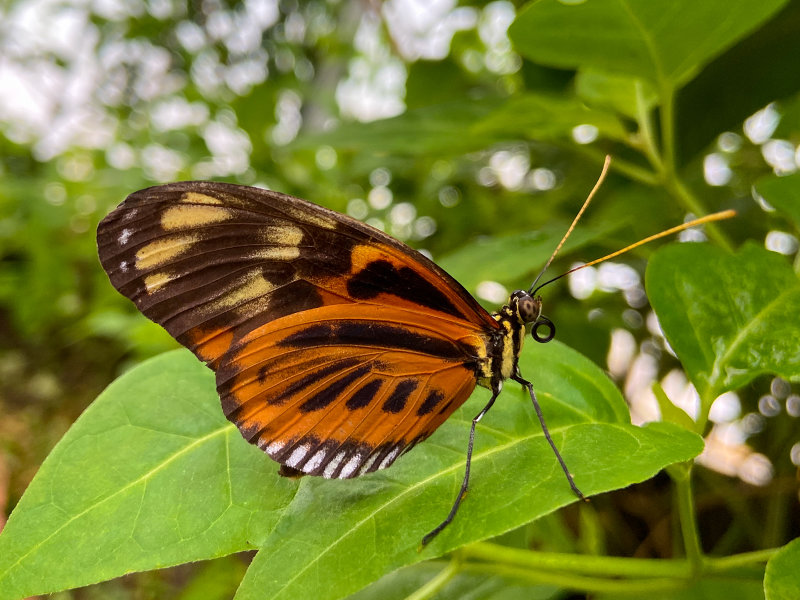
(420, 383), (502, 547)
(512, 370), (586, 501)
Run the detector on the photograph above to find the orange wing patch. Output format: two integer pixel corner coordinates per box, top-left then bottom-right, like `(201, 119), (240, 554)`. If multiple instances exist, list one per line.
(216, 303), (487, 478)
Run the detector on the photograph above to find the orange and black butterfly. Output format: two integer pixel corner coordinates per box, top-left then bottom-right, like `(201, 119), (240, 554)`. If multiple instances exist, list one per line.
(96, 172), (732, 544)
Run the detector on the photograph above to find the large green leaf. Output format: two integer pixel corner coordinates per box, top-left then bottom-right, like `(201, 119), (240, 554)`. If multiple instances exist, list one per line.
(0, 350), (295, 599)
(509, 0), (788, 91)
(293, 93), (625, 160)
(646, 243), (800, 406)
(233, 341), (701, 600)
(765, 537), (800, 600)
(0, 341), (702, 599)
(290, 100), (503, 157)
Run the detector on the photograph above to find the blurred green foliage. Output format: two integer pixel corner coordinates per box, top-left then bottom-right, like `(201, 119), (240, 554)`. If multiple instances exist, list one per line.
(0, 0), (799, 598)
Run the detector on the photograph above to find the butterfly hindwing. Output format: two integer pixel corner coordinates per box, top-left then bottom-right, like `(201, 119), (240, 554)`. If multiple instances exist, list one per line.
(217, 303), (485, 478)
(97, 181), (499, 477)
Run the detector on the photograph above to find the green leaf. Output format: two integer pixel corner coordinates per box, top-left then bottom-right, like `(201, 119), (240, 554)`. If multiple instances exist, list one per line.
(646, 243), (800, 406)
(293, 93), (626, 160)
(651, 382), (696, 432)
(291, 100), (502, 157)
(509, 0), (788, 91)
(233, 342), (701, 600)
(0, 350), (297, 600)
(1, 343), (702, 600)
(765, 537), (800, 600)
(472, 93), (628, 142)
(755, 172), (800, 228)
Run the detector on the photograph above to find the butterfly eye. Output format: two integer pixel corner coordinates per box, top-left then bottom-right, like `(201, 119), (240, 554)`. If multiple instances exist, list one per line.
(531, 316), (555, 343)
(512, 291), (541, 324)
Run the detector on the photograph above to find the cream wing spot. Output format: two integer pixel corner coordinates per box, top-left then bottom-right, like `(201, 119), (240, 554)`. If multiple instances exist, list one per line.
(161, 204), (232, 230)
(205, 271), (275, 313)
(118, 228), (132, 245)
(135, 234), (198, 269)
(248, 224), (304, 261)
(181, 191), (223, 205)
(251, 246), (300, 260)
(144, 272), (173, 294)
(262, 224), (304, 246)
(282, 204), (336, 230)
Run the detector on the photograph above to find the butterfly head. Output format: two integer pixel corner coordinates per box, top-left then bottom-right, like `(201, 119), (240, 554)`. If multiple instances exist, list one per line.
(509, 290), (555, 344)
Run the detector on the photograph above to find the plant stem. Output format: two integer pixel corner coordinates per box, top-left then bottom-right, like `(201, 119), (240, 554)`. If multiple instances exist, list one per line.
(454, 542), (775, 593)
(670, 462), (705, 573)
(635, 81), (664, 174)
(461, 542), (689, 578)
(705, 548), (778, 572)
(462, 562), (687, 595)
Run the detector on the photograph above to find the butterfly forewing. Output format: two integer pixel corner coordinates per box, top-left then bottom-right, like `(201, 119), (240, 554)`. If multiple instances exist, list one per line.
(97, 181), (499, 477)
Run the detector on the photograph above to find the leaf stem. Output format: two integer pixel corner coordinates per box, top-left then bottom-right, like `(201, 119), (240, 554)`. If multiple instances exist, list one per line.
(669, 462), (705, 572)
(704, 547), (778, 571)
(454, 540), (774, 593)
(461, 542), (688, 578)
(634, 81), (664, 174)
(462, 562), (686, 595)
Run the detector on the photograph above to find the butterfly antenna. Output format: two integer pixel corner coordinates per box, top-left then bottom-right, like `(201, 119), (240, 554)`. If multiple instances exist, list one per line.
(530, 209), (737, 296)
(528, 155), (612, 294)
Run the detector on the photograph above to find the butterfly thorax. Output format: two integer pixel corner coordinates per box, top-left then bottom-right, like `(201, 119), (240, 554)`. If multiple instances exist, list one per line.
(477, 291), (543, 389)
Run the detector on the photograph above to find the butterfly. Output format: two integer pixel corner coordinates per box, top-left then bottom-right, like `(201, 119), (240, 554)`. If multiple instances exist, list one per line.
(96, 166), (733, 545)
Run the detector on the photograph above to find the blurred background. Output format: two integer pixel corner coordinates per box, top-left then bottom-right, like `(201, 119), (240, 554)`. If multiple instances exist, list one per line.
(1, 0), (799, 597)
